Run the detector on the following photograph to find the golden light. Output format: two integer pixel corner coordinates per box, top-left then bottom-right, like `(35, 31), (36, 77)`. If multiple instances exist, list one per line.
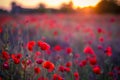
(73, 0), (100, 8)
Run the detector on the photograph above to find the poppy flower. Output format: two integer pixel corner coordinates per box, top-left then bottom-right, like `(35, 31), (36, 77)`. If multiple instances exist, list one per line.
(11, 53), (22, 59)
(2, 51), (10, 60)
(36, 59), (44, 64)
(97, 28), (103, 34)
(13, 58), (20, 64)
(83, 45), (94, 55)
(42, 61), (54, 72)
(53, 74), (63, 80)
(99, 37), (104, 43)
(65, 62), (72, 67)
(38, 41), (50, 50)
(27, 41), (36, 51)
(11, 54), (21, 64)
(66, 47), (72, 54)
(58, 65), (65, 72)
(26, 60), (32, 65)
(3, 61), (9, 69)
(79, 60), (87, 67)
(89, 57), (97, 65)
(53, 74), (58, 80)
(74, 72), (79, 79)
(54, 45), (62, 51)
(34, 67), (41, 74)
(93, 66), (101, 74)
(105, 46), (112, 57)
(64, 67), (70, 72)
(16, 53), (22, 59)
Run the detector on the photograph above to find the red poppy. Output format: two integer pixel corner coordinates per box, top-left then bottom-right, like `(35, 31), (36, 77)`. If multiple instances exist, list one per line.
(83, 45), (94, 55)
(64, 67), (70, 72)
(26, 60), (31, 65)
(3, 61), (9, 69)
(89, 57), (97, 65)
(13, 58), (20, 64)
(11, 53), (22, 59)
(54, 45), (62, 51)
(79, 60), (87, 67)
(53, 74), (58, 80)
(74, 72), (79, 79)
(2, 51), (10, 60)
(53, 74), (63, 80)
(16, 53), (22, 59)
(34, 67), (41, 74)
(11, 54), (21, 64)
(58, 65), (65, 72)
(97, 28), (103, 34)
(42, 61), (54, 72)
(93, 66), (101, 74)
(28, 45), (33, 51)
(36, 59), (44, 64)
(66, 47), (72, 54)
(99, 37), (104, 43)
(105, 46), (112, 57)
(66, 62), (72, 67)
(38, 41), (50, 50)
(27, 41), (36, 51)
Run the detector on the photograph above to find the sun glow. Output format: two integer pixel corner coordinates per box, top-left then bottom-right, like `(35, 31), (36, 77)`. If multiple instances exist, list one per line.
(73, 0), (100, 8)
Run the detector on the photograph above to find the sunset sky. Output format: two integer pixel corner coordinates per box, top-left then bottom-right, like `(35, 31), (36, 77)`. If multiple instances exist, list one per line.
(0, 0), (101, 11)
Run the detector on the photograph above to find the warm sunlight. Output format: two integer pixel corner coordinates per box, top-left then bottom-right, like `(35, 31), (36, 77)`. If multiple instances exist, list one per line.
(73, 0), (100, 8)
(0, 0), (102, 11)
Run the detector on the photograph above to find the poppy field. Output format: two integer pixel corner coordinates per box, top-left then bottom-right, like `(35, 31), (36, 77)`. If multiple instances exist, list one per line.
(0, 13), (120, 80)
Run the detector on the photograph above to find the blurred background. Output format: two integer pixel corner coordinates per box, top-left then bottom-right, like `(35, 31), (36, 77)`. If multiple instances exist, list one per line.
(0, 0), (120, 14)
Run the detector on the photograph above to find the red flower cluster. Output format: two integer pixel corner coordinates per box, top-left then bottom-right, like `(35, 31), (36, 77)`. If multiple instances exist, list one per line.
(38, 41), (50, 50)
(11, 53), (22, 64)
(58, 65), (71, 72)
(105, 46), (112, 57)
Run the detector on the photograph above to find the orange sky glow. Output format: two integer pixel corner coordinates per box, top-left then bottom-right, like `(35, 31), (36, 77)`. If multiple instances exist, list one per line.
(0, 0), (101, 11)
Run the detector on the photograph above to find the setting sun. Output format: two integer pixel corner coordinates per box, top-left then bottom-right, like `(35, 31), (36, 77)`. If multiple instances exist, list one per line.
(73, 0), (100, 8)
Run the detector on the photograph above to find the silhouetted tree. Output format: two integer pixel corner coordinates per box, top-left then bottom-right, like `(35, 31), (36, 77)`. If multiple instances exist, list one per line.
(60, 1), (74, 13)
(95, 0), (120, 14)
(38, 3), (46, 13)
